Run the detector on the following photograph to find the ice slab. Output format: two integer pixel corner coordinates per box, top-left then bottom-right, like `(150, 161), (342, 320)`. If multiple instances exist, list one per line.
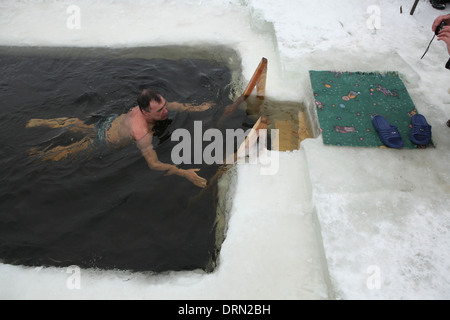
(301, 137), (450, 299)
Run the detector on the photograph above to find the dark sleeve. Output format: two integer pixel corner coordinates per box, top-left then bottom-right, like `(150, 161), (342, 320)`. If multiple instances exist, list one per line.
(446, 58), (450, 70)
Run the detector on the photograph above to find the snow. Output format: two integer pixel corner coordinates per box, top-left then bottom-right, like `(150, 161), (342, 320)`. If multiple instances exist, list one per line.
(0, 0), (449, 300)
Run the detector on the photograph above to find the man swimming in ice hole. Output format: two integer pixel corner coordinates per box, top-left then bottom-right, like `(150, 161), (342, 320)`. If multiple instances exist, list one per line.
(27, 88), (244, 188)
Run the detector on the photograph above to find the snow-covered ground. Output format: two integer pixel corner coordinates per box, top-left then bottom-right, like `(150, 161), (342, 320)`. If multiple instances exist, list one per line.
(0, 0), (449, 300)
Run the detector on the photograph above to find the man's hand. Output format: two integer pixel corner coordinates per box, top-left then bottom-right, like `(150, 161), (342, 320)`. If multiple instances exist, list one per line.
(437, 26), (450, 55)
(433, 14), (450, 33)
(181, 168), (207, 188)
(187, 102), (214, 112)
(167, 102), (215, 113)
(166, 167), (207, 188)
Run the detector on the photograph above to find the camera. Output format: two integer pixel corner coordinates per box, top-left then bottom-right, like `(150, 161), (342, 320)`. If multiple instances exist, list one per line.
(435, 21), (446, 36)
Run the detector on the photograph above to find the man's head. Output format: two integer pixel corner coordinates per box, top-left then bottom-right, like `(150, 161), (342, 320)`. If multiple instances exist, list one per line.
(137, 88), (168, 122)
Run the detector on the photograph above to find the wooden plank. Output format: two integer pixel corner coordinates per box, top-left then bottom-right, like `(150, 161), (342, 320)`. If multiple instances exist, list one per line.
(298, 111), (309, 148)
(192, 59), (269, 197)
(238, 116), (268, 156)
(217, 58), (268, 128)
(273, 120), (298, 152)
(221, 58), (269, 162)
(226, 116), (268, 163)
(272, 111), (310, 151)
(243, 58), (268, 97)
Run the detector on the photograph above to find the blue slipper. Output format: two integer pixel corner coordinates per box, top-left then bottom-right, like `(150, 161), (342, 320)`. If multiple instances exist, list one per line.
(410, 114), (432, 145)
(372, 115), (404, 148)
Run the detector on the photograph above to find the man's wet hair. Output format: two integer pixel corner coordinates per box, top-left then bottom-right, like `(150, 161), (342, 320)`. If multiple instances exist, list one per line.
(137, 88), (162, 112)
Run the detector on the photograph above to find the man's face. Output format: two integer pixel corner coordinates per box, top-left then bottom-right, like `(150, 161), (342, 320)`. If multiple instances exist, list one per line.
(147, 96), (168, 121)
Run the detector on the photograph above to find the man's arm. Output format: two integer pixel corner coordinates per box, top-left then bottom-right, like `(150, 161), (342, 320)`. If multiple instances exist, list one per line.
(136, 133), (207, 188)
(167, 102), (214, 112)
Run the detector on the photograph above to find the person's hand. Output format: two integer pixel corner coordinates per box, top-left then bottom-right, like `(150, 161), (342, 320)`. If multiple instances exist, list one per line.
(437, 26), (450, 55)
(182, 168), (207, 188)
(432, 14), (450, 33)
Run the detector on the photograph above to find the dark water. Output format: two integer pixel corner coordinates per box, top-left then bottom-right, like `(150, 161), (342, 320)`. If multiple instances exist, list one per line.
(0, 47), (249, 272)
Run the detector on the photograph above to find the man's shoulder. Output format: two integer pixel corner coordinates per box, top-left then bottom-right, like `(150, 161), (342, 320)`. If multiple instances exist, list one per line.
(129, 107), (151, 141)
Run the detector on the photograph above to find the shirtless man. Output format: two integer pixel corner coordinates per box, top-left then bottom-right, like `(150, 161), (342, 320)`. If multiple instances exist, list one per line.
(26, 88), (213, 188)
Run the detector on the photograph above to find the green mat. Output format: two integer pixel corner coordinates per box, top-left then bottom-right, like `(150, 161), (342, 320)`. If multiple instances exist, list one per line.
(309, 71), (431, 149)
